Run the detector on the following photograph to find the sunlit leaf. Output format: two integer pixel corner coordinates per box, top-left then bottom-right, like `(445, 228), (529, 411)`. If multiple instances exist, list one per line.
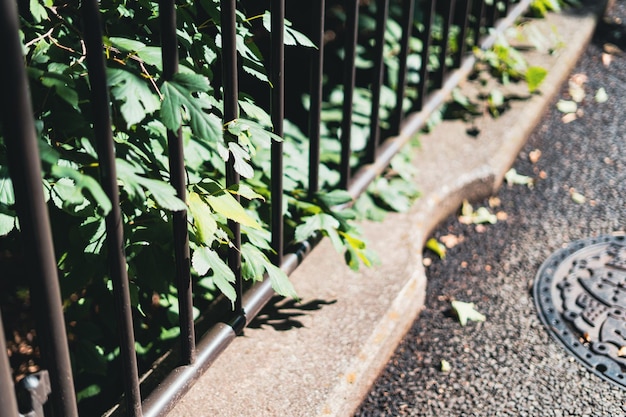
(108, 68), (159, 127)
(206, 192), (261, 229)
(504, 168), (534, 187)
(595, 87), (608, 103)
(451, 300), (486, 326)
(426, 237), (446, 259)
(556, 100), (577, 114)
(188, 192), (217, 244)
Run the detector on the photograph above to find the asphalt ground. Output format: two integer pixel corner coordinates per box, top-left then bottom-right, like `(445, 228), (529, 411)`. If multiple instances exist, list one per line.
(356, 1), (626, 416)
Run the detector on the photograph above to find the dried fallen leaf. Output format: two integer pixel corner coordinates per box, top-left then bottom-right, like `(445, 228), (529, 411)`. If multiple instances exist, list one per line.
(451, 300), (486, 326)
(441, 359), (451, 372)
(505, 168), (534, 187)
(604, 43), (624, 55)
(556, 99), (578, 114)
(562, 113), (577, 124)
(489, 196), (501, 208)
(571, 191), (586, 204)
(529, 149), (542, 164)
(602, 53), (613, 67)
(568, 82), (585, 103)
(570, 73), (588, 85)
(595, 87), (608, 103)
(496, 211), (508, 221)
(440, 234), (464, 248)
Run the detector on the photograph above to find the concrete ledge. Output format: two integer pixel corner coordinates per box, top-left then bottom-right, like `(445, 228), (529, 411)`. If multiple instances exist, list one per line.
(167, 6), (603, 417)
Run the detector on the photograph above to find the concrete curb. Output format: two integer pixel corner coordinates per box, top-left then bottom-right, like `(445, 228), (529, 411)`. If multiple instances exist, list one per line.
(167, 6), (604, 417)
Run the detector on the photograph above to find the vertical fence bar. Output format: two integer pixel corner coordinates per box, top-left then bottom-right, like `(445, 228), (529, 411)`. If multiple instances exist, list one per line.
(433, 0), (456, 87)
(455, 0), (473, 67)
(0, 1), (79, 415)
(220, 0), (244, 319)
(486, 0), (498, 27)
(271, 0), (285, 265)
(472, 0), (485, 47)
(339, 0), (359, 189)
(417, 0), (435, 110)
(391, 0), (415, 134)
(0, 316), (20, 417)
(81, 1), (144, 415)
(308, 0), (326, 197)
(366, 0), (390, 163)
(160, 0), (196, 366)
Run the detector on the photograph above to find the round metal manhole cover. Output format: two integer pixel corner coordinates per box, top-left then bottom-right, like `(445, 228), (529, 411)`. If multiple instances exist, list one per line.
(534, 233), (626, 389)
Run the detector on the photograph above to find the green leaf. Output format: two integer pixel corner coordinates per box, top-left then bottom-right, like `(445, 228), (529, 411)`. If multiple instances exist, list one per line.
(29, 0), (48, 22)
(0, 213), (16, 236)
(108, 37), (146, 52)
(595, 87), (608, 103)
(211, 273), (237, 307)
(161, 76), (222, 143)
(317, 189), (353, 207)
(188, 192), (217, 244)
(451, 300), (486, 326)
(241, 243), (267, 281)
(504, 168), (534, 187)
(266, 262), (298, 300)
(192, 247), (234, 278)
(526, 66), (547, 93)
(262, 12), (315, 48)
(192, 247), (236, 306)
(426, 237), (446, 259)
(230, 184), (264, 201)
(108, 68), (160, 127)
(0, 172), (15, 206)
(556, 100), (577, 114)
(138, 178), (187, 211)
(115, 159), (186, 211)
(206, 192), (261, 229)
(228, 142), (254, 179)
(76, 384), (101, 402)
(50, 166), (112, 215)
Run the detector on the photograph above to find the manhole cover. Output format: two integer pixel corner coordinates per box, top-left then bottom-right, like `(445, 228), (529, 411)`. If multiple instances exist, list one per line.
(534, 233), (626, 389)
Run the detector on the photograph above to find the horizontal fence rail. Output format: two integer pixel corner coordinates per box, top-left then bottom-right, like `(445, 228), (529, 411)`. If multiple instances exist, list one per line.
(0, 0), (531, 415)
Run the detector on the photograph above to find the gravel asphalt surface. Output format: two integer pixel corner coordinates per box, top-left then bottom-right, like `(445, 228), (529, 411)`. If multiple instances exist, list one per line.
(356, 2), (626, 416)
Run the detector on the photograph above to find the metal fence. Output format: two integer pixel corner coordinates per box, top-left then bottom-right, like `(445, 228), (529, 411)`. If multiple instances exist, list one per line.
(0, 0), (530, 415)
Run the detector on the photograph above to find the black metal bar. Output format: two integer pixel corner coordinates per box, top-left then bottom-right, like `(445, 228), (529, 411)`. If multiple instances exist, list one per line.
(433, 0), (456, 88)
(486, 0), (498, 27)
(0, 316), (20, 417)
(308, 0), (325, 197)
(0, 1), (79, 415)
(270, 0), (285, 266)
(472, 0), (486, 48)
(339, 0), (359, 189)
(391, 0), (415, 135)
(81, 0), (144, 415)
(366, 0), (390, 163)
(220, 0), (244, 316)
(455, 0), (473, 67)
(417, 0), (435, 110)
(159, 0), (196, 367)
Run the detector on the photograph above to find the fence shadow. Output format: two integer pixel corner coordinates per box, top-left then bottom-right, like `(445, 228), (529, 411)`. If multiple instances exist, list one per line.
(247, 296), (337, 331)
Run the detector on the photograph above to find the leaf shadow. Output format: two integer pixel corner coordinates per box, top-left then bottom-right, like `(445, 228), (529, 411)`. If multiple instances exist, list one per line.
(247, 295), (337, 331)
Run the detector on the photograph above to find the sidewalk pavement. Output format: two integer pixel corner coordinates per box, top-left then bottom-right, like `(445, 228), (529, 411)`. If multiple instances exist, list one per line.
(168, 2), (610, 416)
